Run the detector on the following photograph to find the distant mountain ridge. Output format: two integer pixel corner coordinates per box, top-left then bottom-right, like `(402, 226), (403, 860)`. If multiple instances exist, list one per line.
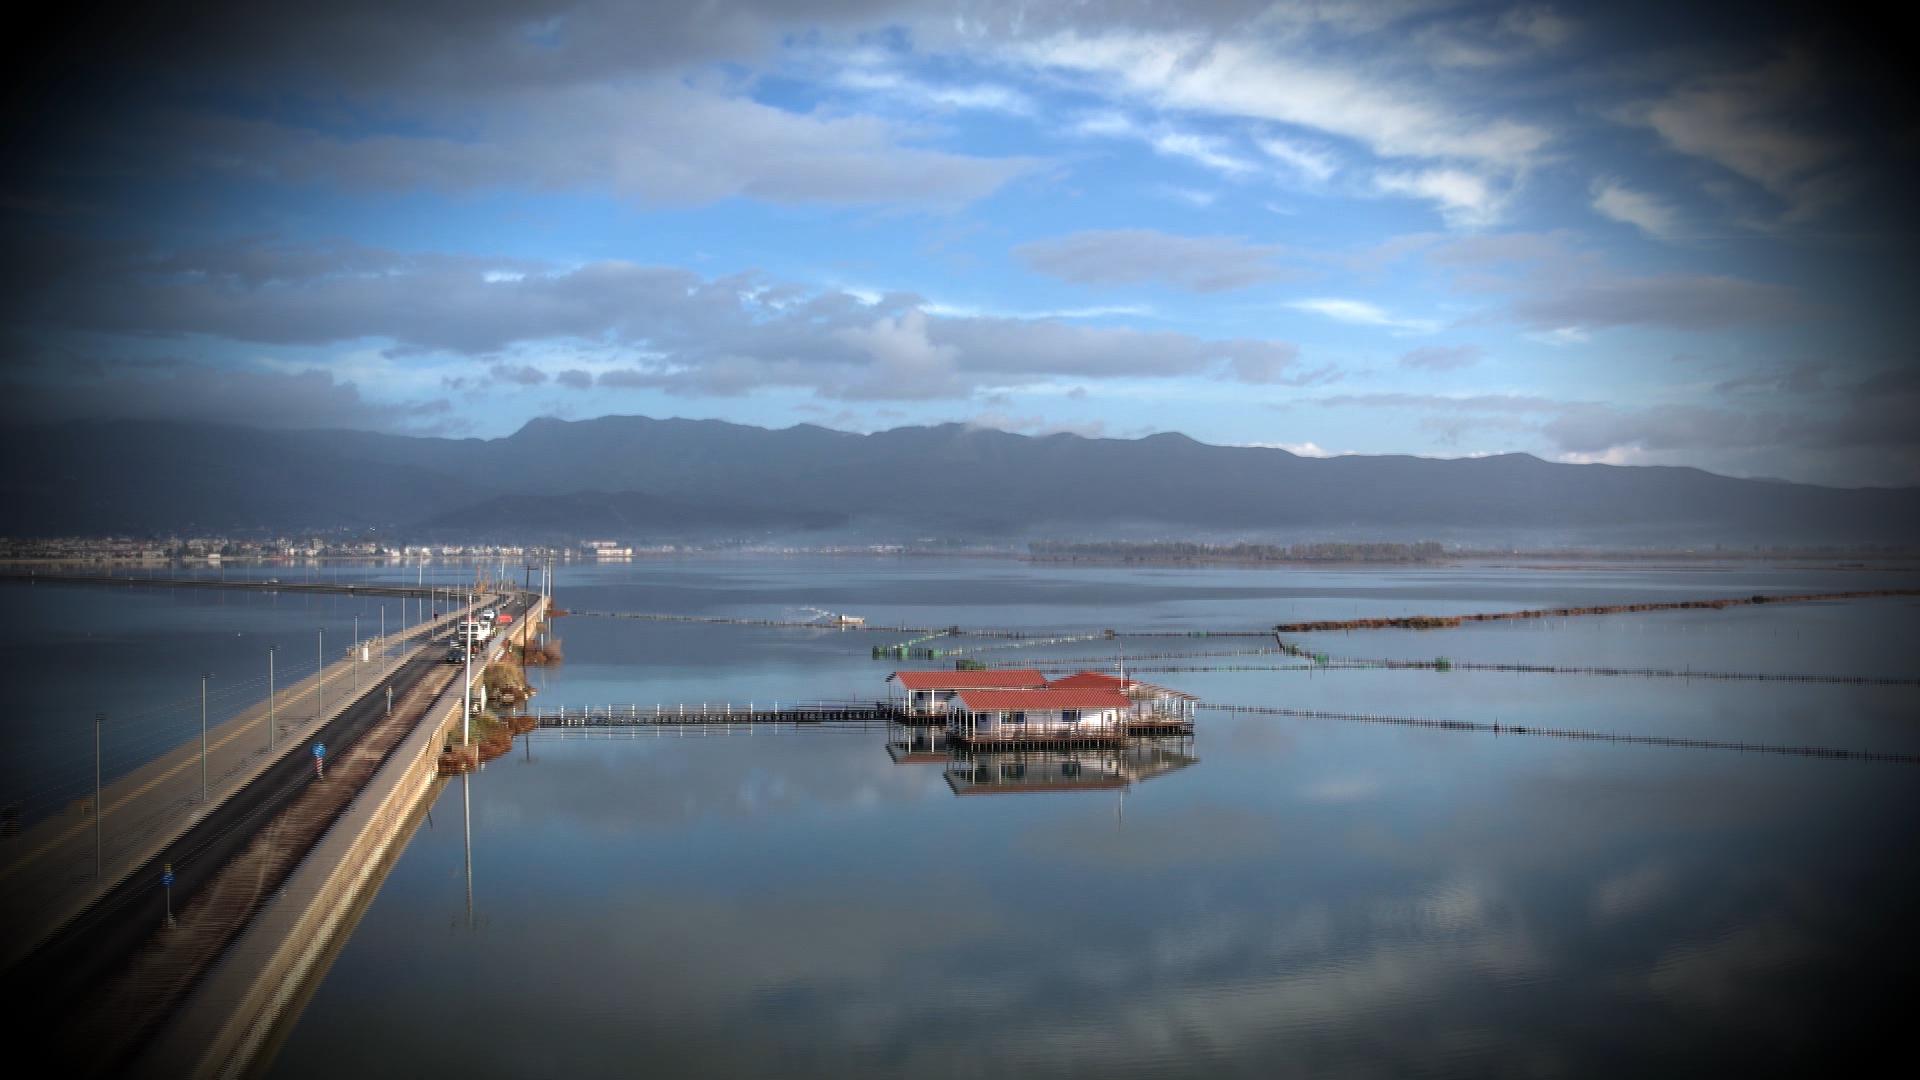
(2, 415), (1915, 547)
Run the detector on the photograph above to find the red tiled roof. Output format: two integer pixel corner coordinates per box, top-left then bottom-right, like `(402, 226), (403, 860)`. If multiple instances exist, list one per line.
(1049, 671), (1126, 689)
(954, 688), (1132, 711)
(889, 669), (1048, 690)
(1049, 671), (1199, 700)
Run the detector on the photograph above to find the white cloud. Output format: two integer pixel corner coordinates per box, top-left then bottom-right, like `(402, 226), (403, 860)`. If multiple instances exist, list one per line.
(1591, 178), (1682, 240)
(1255, 135), (1338, 184)
(1528, 327), (1591, 346)
(1287, 297), (1439, 335)
(835, 68), (1034, 115)
(1071, 111), (1256, 177)
(1374, 168), (1506, 228)
(1149, 129), (1257, 176)
(1022, 32), (1551, 168)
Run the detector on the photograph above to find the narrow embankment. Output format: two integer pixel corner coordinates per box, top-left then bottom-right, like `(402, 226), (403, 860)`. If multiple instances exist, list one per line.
(1272, 588), (1920, 633)
(1201, 703), (1920, 765)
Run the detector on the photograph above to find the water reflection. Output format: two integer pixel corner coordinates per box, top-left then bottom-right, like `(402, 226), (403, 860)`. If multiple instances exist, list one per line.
(885, 726), (1199, 796)
(261, 561), (1920, 1079)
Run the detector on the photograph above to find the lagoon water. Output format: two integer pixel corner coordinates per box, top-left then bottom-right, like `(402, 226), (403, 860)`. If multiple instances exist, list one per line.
(30, 557), (1919, 1077)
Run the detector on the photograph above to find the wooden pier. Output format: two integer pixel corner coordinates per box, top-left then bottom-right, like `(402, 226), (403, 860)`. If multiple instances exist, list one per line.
(523, 702), (909, 727)
(514, 702), (1193, 742)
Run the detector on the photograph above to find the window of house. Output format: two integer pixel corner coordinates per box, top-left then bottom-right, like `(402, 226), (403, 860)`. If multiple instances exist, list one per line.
(1061, 709), (1081, 724)
(1007, 711), (1026, 725)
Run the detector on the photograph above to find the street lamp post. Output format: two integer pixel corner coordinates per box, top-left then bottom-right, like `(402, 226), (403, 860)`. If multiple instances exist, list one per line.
(199, 673), (210, 802)
(268, 645), (277, 753)
(317, 628), (325, 721)
(463, 590), (473, 746)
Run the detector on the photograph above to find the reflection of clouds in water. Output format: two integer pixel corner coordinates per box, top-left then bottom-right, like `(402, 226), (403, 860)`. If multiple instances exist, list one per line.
(1013, 803), (1289, 869)
(879, 906), (1557, 1076)
(1298, 772), (1382, 803)
(1646, 916), (1822, 1015)
(1592, 861), (1675, 923)
(474, 734), (941, 834)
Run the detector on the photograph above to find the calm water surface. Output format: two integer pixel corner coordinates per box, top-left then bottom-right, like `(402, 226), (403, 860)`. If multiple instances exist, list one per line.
(92, 557), (1920, 1076)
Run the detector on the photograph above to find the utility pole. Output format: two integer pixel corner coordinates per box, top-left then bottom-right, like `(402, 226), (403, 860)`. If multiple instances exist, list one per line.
(317, 628), (325, 721)
(463, 590), (473, 747)
(268, 646), (277, 752)
(200, 673), (210, 802)
(94, 712), (103, 881)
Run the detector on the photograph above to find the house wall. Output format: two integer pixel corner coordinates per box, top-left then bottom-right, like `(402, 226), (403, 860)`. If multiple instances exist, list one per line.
(964, 706), (1124, 736)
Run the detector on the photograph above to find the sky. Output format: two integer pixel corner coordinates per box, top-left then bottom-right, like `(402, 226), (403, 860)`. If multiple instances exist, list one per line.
(1, 0), (1915, 487)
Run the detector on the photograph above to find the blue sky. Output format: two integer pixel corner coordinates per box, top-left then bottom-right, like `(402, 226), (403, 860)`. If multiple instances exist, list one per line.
(3, 1), (1914, 485)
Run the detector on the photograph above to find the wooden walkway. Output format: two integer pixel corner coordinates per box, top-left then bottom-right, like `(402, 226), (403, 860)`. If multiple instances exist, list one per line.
(519, 703), (1194, 742)
(527, 702), (909, 727)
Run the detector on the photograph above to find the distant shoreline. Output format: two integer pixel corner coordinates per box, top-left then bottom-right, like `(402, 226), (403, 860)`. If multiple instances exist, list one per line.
(3, 546), (1918, 574)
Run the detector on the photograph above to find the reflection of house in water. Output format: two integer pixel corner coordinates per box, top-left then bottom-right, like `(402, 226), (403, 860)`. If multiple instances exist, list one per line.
(885, 726), (951, 764)
(942, 738), (1199, 796)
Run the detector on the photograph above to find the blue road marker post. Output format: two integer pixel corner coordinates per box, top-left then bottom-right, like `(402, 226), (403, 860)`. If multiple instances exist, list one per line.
(161, 862), (175, 928)
(313, 741), (327, 780)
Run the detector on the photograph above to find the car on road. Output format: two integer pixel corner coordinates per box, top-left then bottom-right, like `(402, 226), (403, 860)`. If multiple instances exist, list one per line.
(444, 645), (469, 664)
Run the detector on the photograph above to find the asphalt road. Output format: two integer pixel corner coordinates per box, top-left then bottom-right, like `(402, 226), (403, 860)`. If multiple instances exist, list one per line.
(10, 591), (531, 1038)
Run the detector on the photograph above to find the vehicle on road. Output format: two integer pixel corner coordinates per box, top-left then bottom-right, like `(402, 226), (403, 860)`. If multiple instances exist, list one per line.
(444, 645), (468, 664)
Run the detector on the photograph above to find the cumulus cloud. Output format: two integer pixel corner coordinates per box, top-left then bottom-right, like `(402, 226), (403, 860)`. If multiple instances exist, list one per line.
(1015, 229), (1288, 292)
(27, 239), (1317, 403)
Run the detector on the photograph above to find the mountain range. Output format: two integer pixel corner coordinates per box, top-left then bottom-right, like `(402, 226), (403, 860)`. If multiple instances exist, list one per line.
(2, 415), (1915, 547)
